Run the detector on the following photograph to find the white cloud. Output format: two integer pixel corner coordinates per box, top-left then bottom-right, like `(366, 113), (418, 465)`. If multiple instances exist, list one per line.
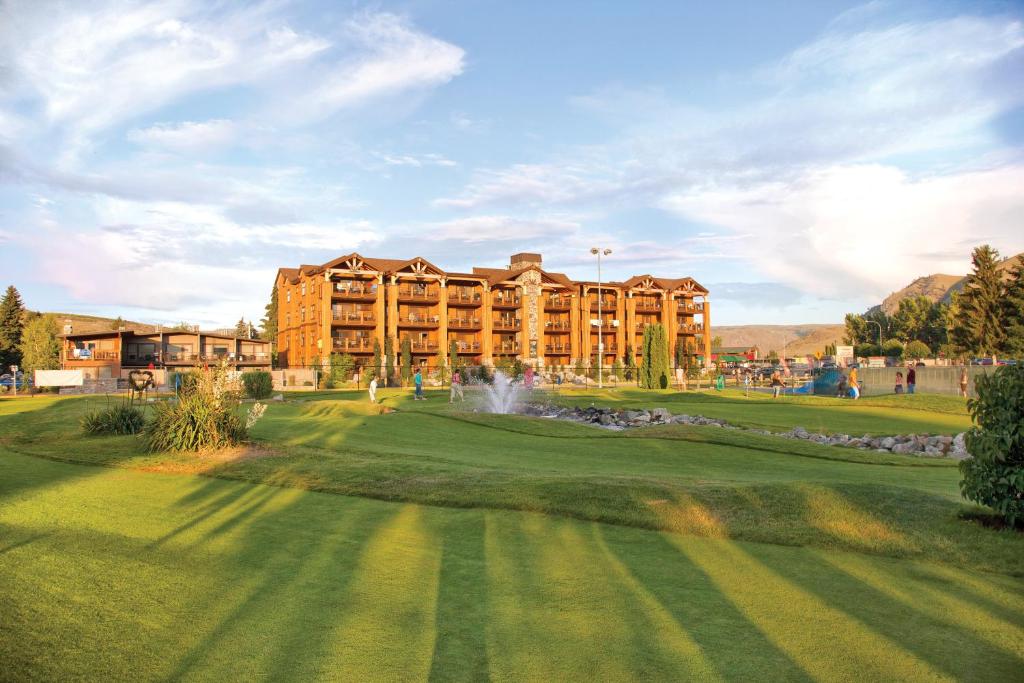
(375, 152), (457, 168)
(423, 215), (582, 243)
(127, 120), (238, 151)
(662, 163), (1024, 300)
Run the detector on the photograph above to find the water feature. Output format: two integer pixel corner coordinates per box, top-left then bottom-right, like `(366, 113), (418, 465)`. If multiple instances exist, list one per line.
(481, 370), (521, 414)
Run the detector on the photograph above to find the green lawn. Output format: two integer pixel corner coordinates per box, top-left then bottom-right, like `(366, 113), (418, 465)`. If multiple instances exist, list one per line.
(1, 391), (1022, 680)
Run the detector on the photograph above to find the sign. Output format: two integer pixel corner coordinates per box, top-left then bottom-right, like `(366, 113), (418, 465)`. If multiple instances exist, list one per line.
(835, 345), (854, 364)
(35, 370), (84, 387)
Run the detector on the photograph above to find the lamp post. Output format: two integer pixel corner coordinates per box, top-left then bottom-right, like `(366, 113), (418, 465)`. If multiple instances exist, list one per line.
(590, 247), (612, 388)
(866, 320), (883, 347)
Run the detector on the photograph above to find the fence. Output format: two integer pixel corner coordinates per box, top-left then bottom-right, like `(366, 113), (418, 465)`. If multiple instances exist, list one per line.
(854, 365), (997, 397)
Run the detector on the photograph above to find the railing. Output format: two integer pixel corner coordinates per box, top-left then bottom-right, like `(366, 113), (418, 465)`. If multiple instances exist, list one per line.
(492, 319), (520, 330)
(448, 318), (481, 329)
(67, 350), (119, 361)
(591, 345), (619, 354)
(495, 342), (520, 353)
(590, 298), (616, 309)
(545, 297), (571, 310)
(333, 339), (374, 352)
(333, 283), (377, 299)
(636, 321), (659, 331)
(453, 341), (482, 352)
(677, 323), (703, 333)
(332, 311), (375, 324)
(397, 288), (439, 301)
(400, 315), (440, 326)
(237, 354), (271, 362)
(545, 320), (571, 330)
(410, 340), (439, 352)
(492, 294), (521, 307)
(677, 302), (704, 313)
(544, 345), (571, 353)
(591, 321), (616, 330)
(448, 291), (482, 304)
(635, 300), (662, 311)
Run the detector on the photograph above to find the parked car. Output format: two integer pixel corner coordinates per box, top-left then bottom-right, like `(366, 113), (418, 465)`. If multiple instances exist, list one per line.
(0, 372), (31, 390)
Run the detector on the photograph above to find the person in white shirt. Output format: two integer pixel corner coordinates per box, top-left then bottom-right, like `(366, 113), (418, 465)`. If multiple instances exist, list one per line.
(368, 376), (378, 403)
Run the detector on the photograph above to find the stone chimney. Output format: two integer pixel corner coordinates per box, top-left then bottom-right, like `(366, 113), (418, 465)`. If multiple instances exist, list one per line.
(509, 252), (542, 269)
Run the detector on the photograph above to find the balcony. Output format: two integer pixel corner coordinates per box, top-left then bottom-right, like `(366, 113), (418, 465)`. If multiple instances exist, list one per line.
(590, 345), (619, 355)
(399, 314), (440, 328)
(397, 287), (439, 303)
(66, 350), (120, 362)
(332, 311), (376, 326)
(545, 319), (571, 332)
(545, 297), (571, 311)
(410, 340), (439, 353)
(492, 318), (521, 331)
(494, 342), (520, 354)
(447, 290), (482, 306)
(635, 299), (662, 312)
(452, 341), (482, 353)
(590, 299), (617, 311)
(677, 302), (704, 313)
(590, 321), (617, 331)
(492, 293), (521, 308)
(677, 324), (703, 334)
(448, 317), (482, 330)
(333, 338), (375, 353)
(544, 344), (571, 354)
(332, 283), (378, 301)
(237, 353), (271, 363)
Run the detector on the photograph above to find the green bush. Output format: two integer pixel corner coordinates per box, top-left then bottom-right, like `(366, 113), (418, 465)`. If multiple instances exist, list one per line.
(146, 363), (246, 452)
(959, 365), (1024, 525)
(81, 401), (146, 435)
(904, 340), (931, 359)
(241, 371), (273, 399)
(881, 339), (904, 359)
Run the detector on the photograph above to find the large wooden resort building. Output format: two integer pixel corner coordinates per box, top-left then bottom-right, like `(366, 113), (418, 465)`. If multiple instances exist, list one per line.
(276, 252), (711, 370)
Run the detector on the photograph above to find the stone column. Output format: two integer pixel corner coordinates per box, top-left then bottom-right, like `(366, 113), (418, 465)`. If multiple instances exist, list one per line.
(536, 287), (547, 367)
(625, 293), (636, 361)
(438, 279), (448, 364)
(615, 293), (625, 361)
(580, 287), (592, 362)
(322, 275), (331, 359)
(702, 295), (712, 367)
(481, 284), (493, 364)
(665, 292), (678, 365)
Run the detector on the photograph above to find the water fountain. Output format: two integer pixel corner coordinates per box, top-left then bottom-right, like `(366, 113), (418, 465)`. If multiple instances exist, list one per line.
(481, 370), (521, 414)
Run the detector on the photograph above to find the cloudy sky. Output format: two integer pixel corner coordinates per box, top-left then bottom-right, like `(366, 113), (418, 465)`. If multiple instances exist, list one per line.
(1, 0), (1022, 327)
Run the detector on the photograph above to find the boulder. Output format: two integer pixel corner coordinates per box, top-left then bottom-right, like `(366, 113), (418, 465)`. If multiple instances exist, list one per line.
(651, 408), (671, 422)
(880, 436), (896, 449)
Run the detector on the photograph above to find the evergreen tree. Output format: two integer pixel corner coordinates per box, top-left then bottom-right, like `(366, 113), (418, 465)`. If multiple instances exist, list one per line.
(891, 296), (931, 343)
(400, 337), (413, 385)
(1000, 261), (1024, 358)
(674, 338), (685, 369)
(112, 316), (126, 330)
(260, 286), (278, 342)
(371, 339), (382, 381)
(448, 340), (459, 372)
(0, 285), (26, 369)
(235, 317), (249, 338)
(19, 313), (60, 376)
(640, 324), (670, 389)
(384, 336), (395, 385)
(952, 245), (1005, 357)
(623, 344), (635, 381)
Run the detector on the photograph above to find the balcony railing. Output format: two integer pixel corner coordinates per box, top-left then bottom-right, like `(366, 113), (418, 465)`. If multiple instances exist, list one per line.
(677, 302), (704, 313)
(545, 297), (571, 310)
(333, 338), (374, 352)
(591, 321), (616, 331)
(590, 298), (617, 310)
(492, 293), (521, 307)
(333, 283), (377, 299)
(492, 318), (520, 331)
(452, 341), (482, 353)
(677, 323), (703, 334)
(448, 318), (481, 329)
(67, 350), (120, 361)
(591, 345), (619, 354)
(544, 344), (571, 354)
(635, 300), (662, 311)
(494, 342), (520, 353)
(545, 320), (571, 331)
(332, 311), (376, 324)
(410, 340), (439, 352)
(447, 290), (482, 305)
(400, 315), (440, 327)
(397, 288), (439, 302)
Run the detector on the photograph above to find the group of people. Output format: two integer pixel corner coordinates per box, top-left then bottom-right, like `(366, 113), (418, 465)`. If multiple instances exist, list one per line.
(366, 366), (470, 404)
(893, 366), (917, 395)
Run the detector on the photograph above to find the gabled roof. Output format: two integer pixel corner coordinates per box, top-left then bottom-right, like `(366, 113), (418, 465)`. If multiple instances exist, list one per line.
(392, 256), (445, 276)
(665, 277), (709, 295)
(621, 274), (667, 291)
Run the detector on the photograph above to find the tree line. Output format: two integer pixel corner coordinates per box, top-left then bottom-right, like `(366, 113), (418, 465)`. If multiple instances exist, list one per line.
(843, 245), (1024, 360)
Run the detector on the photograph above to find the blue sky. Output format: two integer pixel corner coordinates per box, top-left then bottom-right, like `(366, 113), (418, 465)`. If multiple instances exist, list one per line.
(1, 0), (1022, 327)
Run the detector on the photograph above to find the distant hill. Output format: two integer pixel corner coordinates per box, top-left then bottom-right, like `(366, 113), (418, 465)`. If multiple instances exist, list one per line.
(41, 312), (158, 335)
(715, 324), (845, 358)
(870, 252), (1023, 315)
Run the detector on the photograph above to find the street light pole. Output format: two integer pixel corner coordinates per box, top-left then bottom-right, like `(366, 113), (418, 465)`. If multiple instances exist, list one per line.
(590, 247), (612, 388)
(867, 320), (883, 346)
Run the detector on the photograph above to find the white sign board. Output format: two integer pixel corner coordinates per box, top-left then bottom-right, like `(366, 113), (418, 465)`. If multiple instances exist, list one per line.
(35, 369), (84, 387)
(835, 345), (854, 364)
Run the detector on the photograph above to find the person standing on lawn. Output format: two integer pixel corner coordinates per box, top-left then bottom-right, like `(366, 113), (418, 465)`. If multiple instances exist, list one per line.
(906, 365), (916, 394)
(450, 370), (464, 403)
(414, 366), (424, 400)
(895, 371), (904, 394)
(959, 367), (969, 397)
(368, 375), (377, 403)
(849, 366), (860, 399)
(770, 370), (785, 398)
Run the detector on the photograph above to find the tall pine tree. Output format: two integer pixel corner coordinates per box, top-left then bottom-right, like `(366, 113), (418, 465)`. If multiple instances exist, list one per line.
(234, 317), (249, 338)
(952, 245), (1005, 357)
(1001, 261), (1024, 359)
(260, 286), (278, 342)
(0, 285), (26, 369)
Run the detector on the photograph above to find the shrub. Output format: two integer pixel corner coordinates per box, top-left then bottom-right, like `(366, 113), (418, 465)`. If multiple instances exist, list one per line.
(241, 371), (273, 399)
(82, 401), (146, 435)
(146, 362), (246, 452)
(881, 339), (904, 359)
(959, 365), (1024, 525)
(329, 353), (355, 385)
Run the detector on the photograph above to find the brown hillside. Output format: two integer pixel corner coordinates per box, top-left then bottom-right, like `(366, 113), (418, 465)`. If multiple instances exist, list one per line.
(874, 252), (1023, 313)
(40, 312), (158, 335)
(715, 324), (846, 358)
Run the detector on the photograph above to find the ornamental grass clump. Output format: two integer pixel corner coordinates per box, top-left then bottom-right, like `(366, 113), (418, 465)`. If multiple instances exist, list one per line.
(147, 362), (246, 452)
(81, 400), (146, 435)
(959, 365), (1024, 526)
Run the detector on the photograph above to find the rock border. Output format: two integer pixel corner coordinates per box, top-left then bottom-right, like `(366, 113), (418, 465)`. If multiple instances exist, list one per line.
(519, 403), (970, 460)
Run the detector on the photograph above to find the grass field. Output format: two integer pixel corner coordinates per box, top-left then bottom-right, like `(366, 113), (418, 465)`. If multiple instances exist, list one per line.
(1, 389), (1022, 680)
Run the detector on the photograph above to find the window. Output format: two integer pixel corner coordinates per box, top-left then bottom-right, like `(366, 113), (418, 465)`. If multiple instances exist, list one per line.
(301, 308), (305, 322)
(301, 282), (306, 297)
(286, 313), (290, 326)
(286, 289), (291, 303)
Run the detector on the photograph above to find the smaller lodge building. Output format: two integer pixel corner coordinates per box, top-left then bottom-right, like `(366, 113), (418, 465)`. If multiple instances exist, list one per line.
(60, 329), (272, 381)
